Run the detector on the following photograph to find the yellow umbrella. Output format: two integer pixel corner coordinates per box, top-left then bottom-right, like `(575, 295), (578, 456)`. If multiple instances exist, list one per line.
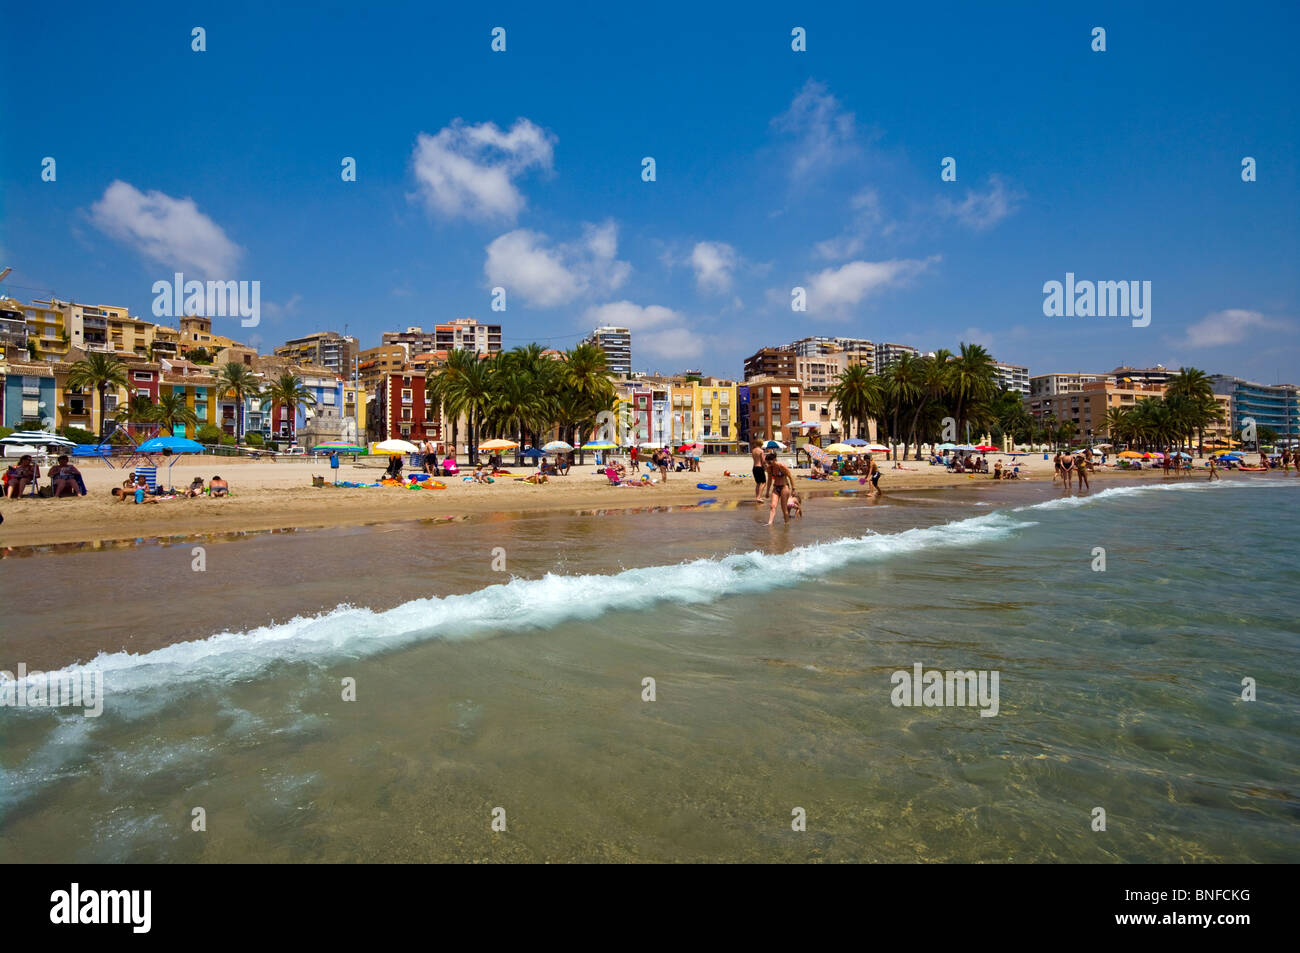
(1117, 450), (1143, 458)
(824, 443), (863, 454)
(478, 439), (519, 452)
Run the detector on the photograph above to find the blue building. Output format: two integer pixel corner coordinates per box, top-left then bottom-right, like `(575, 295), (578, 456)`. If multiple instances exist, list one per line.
(2, 363), (56, 430)
(737, 384), (751, 447)
(1210, 375), (1300, 445)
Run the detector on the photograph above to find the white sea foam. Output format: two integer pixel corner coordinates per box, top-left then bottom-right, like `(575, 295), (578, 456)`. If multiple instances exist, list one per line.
(2, 511), (1030, 704)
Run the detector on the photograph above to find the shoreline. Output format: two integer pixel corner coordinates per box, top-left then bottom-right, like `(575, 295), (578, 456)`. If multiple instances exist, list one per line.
(0, 455), (1262, 550)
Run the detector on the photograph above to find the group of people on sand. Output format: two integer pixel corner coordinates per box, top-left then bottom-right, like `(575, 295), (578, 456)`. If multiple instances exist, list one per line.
(110, 473), (228, 503)
(3, 454), (89, 498)
(1052, 451), (1092, 490)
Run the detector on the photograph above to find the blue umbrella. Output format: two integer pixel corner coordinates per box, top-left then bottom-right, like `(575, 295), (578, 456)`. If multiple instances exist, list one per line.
(520, 448), (548, 459)
(843, 437), (869, 446)
(137, 436), (205, 454)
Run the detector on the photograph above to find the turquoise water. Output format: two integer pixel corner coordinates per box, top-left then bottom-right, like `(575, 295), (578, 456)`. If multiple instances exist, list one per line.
(1, 478), (1297, 861)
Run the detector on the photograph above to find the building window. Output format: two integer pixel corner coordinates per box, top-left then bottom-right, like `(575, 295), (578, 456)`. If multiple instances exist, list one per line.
(401, 389), (413, 403)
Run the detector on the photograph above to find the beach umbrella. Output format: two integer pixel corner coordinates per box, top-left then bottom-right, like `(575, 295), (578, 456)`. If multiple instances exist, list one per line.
(637, 441), (664, 450)
(677, 442), (702, 453)
(1117, 450), (1143, 458)
(842, 437), (869, 446)
(824, 443), (862, 454)
(541, 440), (573, 453)
(975, 444), (999, 452)
(311, 442), (365, 452)
(865, 444), (890, 453)
(479, 439), (519, 452)
(804, 444), (834, 465)
(1170, 451), (1191, 459)
(954, 444), (977, 452)
(936, 442), (957, 451)
(2, 430), (75, 447)
(373, 439), (420, 454)
(520, 448), (547, 459)
(790, 421), (821, 430)
(763, 440), (787, 450)
(137, 436), (205, 454)
(581, 440), (619, 451)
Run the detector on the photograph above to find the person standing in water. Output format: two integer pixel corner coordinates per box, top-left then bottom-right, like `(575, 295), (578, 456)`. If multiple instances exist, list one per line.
(1074, 452), (1090, 490)
(751, 443), (769, 502)
(1059, 451), (1074, 488)
(865, 454), (882, 497)
(1053, 452), (1064, 484)
(765, 451), (796, 525)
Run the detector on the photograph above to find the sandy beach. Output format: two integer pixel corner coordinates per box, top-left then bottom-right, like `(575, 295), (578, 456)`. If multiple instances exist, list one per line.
(0, 452), (1194, 549)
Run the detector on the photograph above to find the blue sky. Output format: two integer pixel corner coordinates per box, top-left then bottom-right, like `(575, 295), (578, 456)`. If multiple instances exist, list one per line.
(2, 1), (1297, 383)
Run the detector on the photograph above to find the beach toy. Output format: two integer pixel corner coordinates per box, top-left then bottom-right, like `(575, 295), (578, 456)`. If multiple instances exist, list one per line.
(841, 475), (857, 481)
(410, 473), (430, 482)
(696, 482), (718, 490)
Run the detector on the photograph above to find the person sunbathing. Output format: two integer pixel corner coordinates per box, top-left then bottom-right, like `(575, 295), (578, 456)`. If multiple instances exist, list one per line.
(524, 469), (548, 485)
(209, 476), (229, 497)
(4, 455), (37, 498)
(472, 465), (493, 484)
(49, 456), (86, 497)
(186, 477), (206, 497)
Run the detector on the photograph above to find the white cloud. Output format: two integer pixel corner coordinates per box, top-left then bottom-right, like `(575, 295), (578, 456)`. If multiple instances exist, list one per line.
(814, 189), (885, 261)
(771, 79), (859, 180)
(411, 118), (554, 222)
(583, 301), (702, 361)
(804, 256), (938, 313)
(485, 221), (630, 308)
(960, 326), (995, 350)
(936, 174), (1021, 231)
(89, 180), (242, 279)
(690, 241), (739, 293)
(1181, 309), (1286, 348)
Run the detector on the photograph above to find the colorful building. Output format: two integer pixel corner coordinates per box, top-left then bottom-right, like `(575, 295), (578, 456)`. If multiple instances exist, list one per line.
(371, 370), (438, 442)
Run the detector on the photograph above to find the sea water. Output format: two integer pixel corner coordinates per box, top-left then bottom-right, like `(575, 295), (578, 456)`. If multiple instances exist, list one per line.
(1, 479), (1296, 861)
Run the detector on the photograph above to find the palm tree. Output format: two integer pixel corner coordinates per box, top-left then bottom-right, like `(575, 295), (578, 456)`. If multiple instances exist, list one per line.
(66, 352), (130, 439)
(829, 363), (882, 442)
(884, 354), (924, 457)
(906, 350), (951, 457)
(264, 372), (316, 445)
(152, 391), (200, 436)
(426, 349), (477, 459)
(215, 363), (262, 443)
(946, 343), (997, 444)
(562, 343), (617, 460)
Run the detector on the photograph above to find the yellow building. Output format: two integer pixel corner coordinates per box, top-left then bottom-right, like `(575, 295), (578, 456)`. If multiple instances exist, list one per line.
(692, 377), (739, 452)
(178, 315), (247, 356)
(20, 299), (70, 361)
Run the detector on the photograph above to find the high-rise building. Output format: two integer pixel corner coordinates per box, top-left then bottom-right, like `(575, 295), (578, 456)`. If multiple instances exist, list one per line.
(275, 331), (358, 376)
(993, 361), (1030, 394)
(874, 342), (919, 374)
(356, 344), (410, 392)
(582, 326), (632, 376)
(1028, 372), (1109, 400)
(1209, 375), (1300, 444)
(1110, 364), (1176, 387)
(381, 326), (438, 353)
(434, 318), (502, 355)
(742, 347), (796, 381)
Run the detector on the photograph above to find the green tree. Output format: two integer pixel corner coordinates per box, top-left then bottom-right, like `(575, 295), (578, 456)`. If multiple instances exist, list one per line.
(215, 363), (262, 444)
(264, 372), (316, 445)
(152, 391), (200, 436)
(66, 352), (130, 438)
(829, 363), (884, 442)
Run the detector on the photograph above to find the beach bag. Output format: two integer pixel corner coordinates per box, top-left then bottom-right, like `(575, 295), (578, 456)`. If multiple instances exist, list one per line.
(312, 475), (326, 487)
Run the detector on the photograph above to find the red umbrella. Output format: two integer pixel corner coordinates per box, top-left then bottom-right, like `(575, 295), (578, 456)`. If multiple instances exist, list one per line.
(975, 444), (999, 452)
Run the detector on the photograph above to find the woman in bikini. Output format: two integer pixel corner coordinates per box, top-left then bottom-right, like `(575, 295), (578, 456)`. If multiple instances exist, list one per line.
(765, 452), (796, 525)
(1059, 452), (1074, 488)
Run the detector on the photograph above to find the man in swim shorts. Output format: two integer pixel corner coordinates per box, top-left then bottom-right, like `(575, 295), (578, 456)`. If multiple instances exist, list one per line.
(751, 443), (769, 501)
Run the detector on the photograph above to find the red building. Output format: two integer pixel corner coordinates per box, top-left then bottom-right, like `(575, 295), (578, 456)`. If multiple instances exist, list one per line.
(373, 371), (439, 441)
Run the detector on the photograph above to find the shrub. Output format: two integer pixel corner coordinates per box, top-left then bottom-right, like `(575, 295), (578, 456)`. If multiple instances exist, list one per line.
(60, 427), (99, 445)
(245, 432), (264, 447)
(196, 424), (225, 444)
(219, 434), (236, 446)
